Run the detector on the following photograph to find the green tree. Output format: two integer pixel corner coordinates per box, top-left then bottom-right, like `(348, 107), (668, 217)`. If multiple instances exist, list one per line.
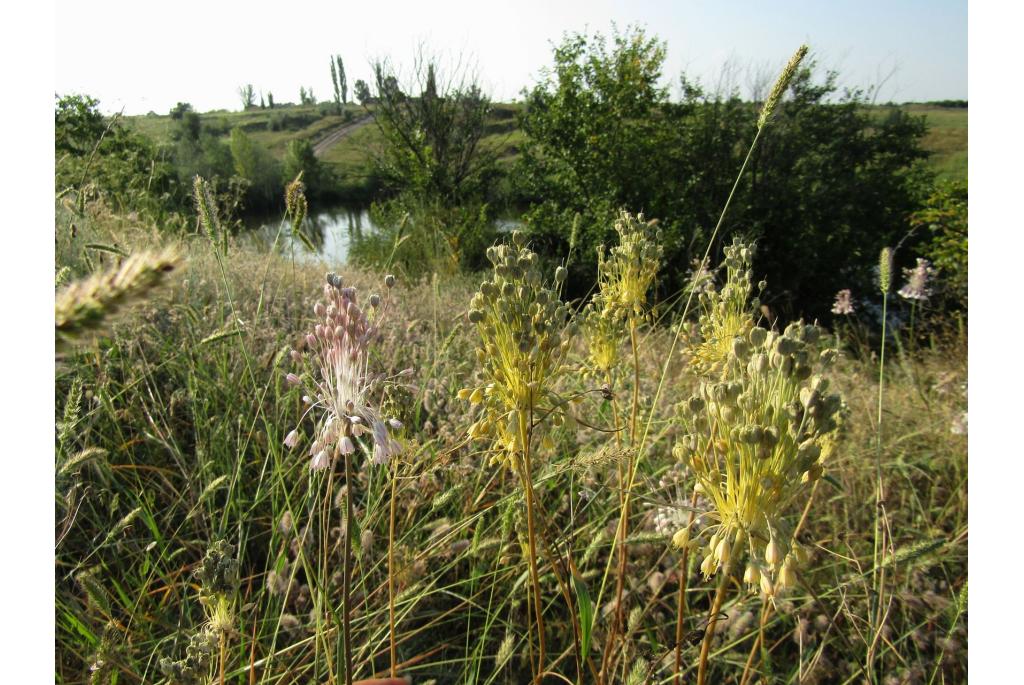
(267, 92), (274, 109)
(238, 84), (255, 110)
(354, 79), (371, 105)
(229, 127), (280, 208)
(330, 56), (343, 114)
(169, 103), (200, 142)
(55, 93), (106, 155)
(370, 54), (496, 203)
(55, 94), (182, 219)
(517, 26), (932, 319)
(337, 56), (348, 104)
(283, 139), (327, 198)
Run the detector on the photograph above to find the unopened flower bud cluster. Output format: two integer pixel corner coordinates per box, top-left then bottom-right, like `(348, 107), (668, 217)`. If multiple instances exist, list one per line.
(674, 317), (844, 593)
(461, 232), (576, 467)
(284, 272), (403, 470)
(690, 239), (763, 378)
(596, 212), (663, 318)
(581, 212), (662, 376)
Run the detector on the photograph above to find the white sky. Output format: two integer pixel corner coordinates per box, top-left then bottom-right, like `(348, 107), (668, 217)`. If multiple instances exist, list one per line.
(55, 0), (966, 115)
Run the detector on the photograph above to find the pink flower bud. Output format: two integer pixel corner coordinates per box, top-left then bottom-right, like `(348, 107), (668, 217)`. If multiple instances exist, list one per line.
(305, 334), (317, 347)
(314, 303), (326, 317)
(340, 436), (355, 454)
(310, 450), (330, 471)
(290, 349), (302, 363)
(284, 430), (299, 449)
(285, 373), (300, 386)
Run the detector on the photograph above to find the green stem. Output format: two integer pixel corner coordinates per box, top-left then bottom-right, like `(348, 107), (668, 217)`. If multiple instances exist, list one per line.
(520, 410), (546, 684)
(388, 456), (399, 678)
(869, 292), (889, 684)
(342, 449), (354, 685)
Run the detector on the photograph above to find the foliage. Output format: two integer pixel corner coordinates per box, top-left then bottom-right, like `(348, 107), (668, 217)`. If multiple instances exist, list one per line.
(912, 180), (967, 310)
(228, 127), (281, 209)
(354, 79), (371, 105)
(369, 55), (498, 204)
(516, 27), (933, 320)
(238, 83), (256, 110)
(331, 54), (348, 112)
(55, 94), (183, 221)
(282, 138), (329, 199)
(349, 192), (498, 277)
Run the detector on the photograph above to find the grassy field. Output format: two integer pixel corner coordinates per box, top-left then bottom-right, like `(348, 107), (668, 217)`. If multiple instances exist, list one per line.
(55, 190), (967, 684)
(881, 104), (968, 181)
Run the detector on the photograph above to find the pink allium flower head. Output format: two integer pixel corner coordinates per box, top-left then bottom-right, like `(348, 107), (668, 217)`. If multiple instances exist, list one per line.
(898, 258), (936, 301)
(287, 273), (400, 469)
(831, 289), (855, 315)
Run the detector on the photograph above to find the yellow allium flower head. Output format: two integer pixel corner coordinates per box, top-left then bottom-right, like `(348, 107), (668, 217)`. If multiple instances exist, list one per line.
(581, 211), (662, 376)
(463, 231), (576, 468)
(676, 308), (845, 589)
(596, 211), (663, 320)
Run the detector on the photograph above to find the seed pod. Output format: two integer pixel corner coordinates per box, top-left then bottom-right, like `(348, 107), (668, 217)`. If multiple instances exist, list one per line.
(732, 338), (750, 359)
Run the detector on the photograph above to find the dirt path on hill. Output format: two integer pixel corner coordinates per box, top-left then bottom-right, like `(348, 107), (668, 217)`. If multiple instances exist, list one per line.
(312, 114), (374, 157)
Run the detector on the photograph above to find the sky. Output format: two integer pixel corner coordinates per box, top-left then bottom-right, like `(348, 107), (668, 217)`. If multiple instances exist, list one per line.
(55, 0), (966, 115)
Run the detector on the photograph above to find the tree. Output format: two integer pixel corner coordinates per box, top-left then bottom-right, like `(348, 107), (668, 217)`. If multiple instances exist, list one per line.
(267, 92), (274, 109)
(55, 94), (182, 218)
(330, 56), (342, 114)
(229, 127), (281, 208)
(283, 139), (327, 198)
(55, 93), (106, 155)
(299, 87), (316, 106)
(369, 52), (496, 203)
(517, 26), (932, 319)
(169, 103), (201, 142)
(238, 84), (255, 110)
(337, 56), (348, 104)
(354, 79), (371, 105)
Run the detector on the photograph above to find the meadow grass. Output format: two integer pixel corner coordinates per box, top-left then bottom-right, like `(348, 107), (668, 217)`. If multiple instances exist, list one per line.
(55, 188), (966, 684)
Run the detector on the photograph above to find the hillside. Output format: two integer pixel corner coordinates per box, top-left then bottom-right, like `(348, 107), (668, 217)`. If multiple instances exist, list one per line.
(124, 101), (967, 193)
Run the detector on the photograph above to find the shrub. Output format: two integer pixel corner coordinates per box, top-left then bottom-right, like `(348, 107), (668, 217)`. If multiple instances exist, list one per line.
(229, 127), (281, 209)
(517, 27), (932, 320)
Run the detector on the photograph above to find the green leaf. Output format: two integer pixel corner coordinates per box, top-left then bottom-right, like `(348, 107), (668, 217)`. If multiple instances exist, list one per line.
(572, 571), (594, 658)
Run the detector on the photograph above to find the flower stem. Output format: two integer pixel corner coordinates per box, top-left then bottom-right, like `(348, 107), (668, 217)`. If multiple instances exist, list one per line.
(342, 449), (355, 685)
(520, 409), (546, 684)
(388, 456), (399, 678)
(673, 490), (699, 685)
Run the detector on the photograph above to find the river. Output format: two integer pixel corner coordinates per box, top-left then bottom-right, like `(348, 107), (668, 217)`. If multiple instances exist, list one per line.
(244, 203), (523, 265)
